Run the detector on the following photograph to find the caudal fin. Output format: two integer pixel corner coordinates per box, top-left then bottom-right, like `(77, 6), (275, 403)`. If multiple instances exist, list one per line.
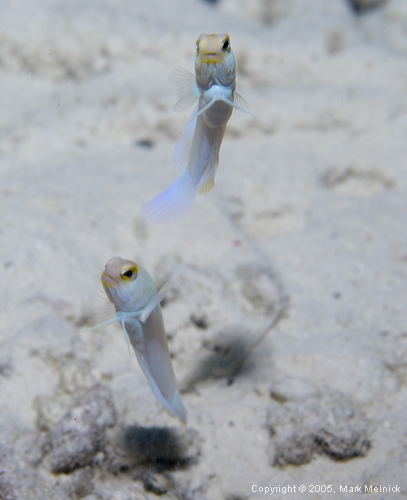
(170, 391), (187, 423)
(142, 170), (197, 224)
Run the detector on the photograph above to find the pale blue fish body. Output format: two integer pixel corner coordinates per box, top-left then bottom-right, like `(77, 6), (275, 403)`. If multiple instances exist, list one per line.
(92, 256), (186, 422)
(142, 33), (250, 224)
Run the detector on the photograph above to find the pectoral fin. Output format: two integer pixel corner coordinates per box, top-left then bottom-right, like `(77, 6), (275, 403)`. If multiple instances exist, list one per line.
(191, 95), (254, 120)
(66, 315), (119, 340)
(169, 67), (199, 111)
(234, 92), (252, 115)
(139, 282), (174, 323)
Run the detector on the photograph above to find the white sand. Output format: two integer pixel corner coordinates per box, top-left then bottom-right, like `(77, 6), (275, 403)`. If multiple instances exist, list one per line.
(1, 0), (407, 498)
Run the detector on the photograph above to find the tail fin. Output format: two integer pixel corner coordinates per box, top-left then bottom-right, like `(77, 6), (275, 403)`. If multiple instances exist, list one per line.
(142, 170), (197, 224)
(170, 391), (187, 423)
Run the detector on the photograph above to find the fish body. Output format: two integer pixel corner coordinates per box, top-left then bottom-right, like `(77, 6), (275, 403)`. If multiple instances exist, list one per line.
(93, 256), (186, 422)
(142, 33), (250, 224)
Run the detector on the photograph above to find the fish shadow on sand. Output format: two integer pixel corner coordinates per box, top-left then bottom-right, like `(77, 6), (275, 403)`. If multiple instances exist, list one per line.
(122, 426), (195, 470)
(180, 332), (266, 392)
(180, 297), (288, 392)
(109, 425), (200, 496)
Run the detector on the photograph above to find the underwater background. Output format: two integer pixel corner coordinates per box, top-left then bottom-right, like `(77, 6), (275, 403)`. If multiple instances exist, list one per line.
(1, 0), (407, 498)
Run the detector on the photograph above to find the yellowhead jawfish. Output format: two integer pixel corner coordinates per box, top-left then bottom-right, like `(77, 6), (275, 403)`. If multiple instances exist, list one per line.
(87, 257), (186, 422)
(142, 33), (250, 224)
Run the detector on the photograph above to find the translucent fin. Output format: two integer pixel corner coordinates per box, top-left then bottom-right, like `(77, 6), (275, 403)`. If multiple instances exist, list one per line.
(139, 282), (174, 323)
(135, 350), (187, 422)
(89, 288), (113, 325)
(234, 92), (251, 113)
(84, 316), (120, 332)
(228, 95), (255, 117)
(64, 316), (119, 338)
(142, 170), (197, 224)
(191, 95), (254, 120)
(191, 98), (217, 119)
(169, 391), (187, 424)
(169, 67), (199, 111)
(172, 104), (198, 172)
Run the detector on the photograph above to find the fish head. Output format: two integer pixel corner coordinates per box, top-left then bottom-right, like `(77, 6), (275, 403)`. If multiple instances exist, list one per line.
(195, 33), (236, 89)
(101, 256), (155, 312)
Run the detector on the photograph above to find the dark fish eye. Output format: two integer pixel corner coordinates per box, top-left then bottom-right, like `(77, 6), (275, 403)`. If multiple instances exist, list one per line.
(121, 269), (133, 279)
(222, 39), (230, 51)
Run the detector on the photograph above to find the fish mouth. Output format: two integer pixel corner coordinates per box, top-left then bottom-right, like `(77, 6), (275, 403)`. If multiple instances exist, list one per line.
(200, 53), (223, 64)
(101, 271), (116, 289)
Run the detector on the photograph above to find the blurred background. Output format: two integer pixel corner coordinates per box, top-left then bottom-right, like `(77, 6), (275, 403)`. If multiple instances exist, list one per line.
(1, 0), (407, 498)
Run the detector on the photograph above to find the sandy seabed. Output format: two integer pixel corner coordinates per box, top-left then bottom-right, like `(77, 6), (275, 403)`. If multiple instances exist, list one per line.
(1, 0), (407, 498)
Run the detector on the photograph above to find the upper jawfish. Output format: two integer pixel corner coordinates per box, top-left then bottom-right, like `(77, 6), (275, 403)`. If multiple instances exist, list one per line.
(142, 33), (251, 224)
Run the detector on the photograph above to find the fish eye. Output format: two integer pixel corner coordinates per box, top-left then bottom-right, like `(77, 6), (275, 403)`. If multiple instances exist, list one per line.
(222, 39), (230, 51)
(121, 267), (136, 280)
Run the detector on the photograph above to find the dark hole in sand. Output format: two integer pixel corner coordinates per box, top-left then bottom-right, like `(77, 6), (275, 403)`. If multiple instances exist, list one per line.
(135, 139), (154, 149)
(347, 0), (385, 14)
(190, 313), (208, 329)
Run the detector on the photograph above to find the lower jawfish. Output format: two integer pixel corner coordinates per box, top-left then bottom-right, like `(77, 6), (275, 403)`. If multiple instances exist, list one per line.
(85, 256), (186, 423)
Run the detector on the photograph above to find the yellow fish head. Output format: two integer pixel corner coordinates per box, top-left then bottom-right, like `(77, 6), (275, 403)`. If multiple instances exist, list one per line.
(101, 256), (155, 311)
(195, 33), (236, 87)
